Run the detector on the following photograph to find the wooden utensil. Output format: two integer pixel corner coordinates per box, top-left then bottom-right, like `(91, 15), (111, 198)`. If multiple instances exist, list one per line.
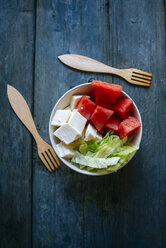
(58, 54), (152, 87)
(7, 85), (60, 172)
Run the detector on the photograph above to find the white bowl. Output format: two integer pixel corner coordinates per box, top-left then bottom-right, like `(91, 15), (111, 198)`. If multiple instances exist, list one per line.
(49, 83), (142, 176)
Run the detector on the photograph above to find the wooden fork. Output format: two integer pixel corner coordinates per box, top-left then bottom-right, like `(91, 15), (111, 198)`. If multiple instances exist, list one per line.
(7, 85), (60, 172)
(58, 54), (152, 87)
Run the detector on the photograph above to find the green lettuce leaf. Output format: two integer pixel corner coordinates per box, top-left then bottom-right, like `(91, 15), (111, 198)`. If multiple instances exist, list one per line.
(72, 151), (120, 168)
(71, 131), (139, 173)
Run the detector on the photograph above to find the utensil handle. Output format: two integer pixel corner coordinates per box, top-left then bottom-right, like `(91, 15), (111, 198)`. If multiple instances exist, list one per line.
(58, 54), (122, 75)
(7, 85), (40, 141)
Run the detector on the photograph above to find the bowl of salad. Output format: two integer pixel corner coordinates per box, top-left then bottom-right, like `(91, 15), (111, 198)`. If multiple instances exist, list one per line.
(49, 81), (142, 176)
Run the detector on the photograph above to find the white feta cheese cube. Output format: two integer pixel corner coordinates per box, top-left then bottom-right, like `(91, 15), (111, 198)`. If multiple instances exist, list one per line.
(84, 124), (97, 141)
(53, 123), (81, 144)
(51, 110), (71, 127)
(68, 110), (87, 134)
(70, 95), (90, 110)
(56, 142), (74, 158)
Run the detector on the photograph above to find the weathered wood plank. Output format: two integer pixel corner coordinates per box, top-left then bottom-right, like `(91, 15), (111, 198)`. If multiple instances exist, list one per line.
(0, 0), (35, 247)
(33, 0), (113, 247)
(33, 0), (166, 247)
(103, 0), (166, 247)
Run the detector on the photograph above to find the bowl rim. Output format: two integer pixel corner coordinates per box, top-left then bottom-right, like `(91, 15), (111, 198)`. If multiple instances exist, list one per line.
(49, 83), (142, 176)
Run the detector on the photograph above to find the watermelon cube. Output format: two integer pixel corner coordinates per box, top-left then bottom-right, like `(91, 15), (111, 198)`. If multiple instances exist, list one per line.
(91, 105), (114, 131)
(76, 96), (96, 120)
(92, 80), (122, 104)
(105, 115), (121, 132)
(111, 98), (133, 119)
(118, 116), (141, 138)
(95, 97), (111, 109)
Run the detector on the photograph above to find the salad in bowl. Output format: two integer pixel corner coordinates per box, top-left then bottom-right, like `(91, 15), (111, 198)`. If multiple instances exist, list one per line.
(49, 81), (142, 176)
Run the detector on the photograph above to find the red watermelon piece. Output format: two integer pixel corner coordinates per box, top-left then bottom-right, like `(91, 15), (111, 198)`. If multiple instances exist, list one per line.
(118, 116), (141, 138)
(111, 98), (133, 119)
(105, 115), (121, 132)
(76, 96), (96, 120)
(92, 80), (122, 104)
(95, 97), (111, 109)
(91, 105), (114, 131)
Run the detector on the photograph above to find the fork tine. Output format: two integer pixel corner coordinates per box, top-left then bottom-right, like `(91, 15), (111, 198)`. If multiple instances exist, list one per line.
(130, 79), (150, 87)
(42, 152), (54, 171)
(44, 151), (55, 170)
(48, 148), (60, 167)
(133, 70), (152, 77)
(40, 153), (52, 172)
(132, 73), (152, 80)
(45, 150), (58, 169)
(131, 77), (151, 84)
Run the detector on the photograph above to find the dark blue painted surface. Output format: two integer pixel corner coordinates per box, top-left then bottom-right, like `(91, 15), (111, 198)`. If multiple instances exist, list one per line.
(0, 0), (35, 247)
(0, 0), (166, 247)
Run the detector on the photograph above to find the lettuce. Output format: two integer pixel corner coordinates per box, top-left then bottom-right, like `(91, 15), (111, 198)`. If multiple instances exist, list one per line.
(71, 131), (139, 173)
(72, 151), (120, 168)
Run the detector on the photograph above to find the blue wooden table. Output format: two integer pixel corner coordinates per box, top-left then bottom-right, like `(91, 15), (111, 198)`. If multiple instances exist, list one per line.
(0, 0), (166, 247)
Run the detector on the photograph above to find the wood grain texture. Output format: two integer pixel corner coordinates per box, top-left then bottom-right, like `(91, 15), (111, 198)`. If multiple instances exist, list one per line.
(33, 0), (166, 247)
(106, 0), (166, 247)
(0, 0), (35, 247)
(1, 0), (166, 247)
(58, 54), (152, 86)
(7, 85), (59, 172)
(7, 85), (39, 138)
(33, 0), (114, 247)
